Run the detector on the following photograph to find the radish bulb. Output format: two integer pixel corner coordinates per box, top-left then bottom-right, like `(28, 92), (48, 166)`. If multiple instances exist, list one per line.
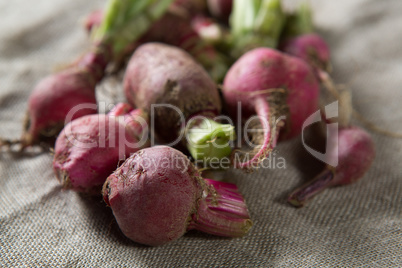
(288, 126), (375, 207)
(53, 103), (149, 194)
(103, 146), (252, 246)
(124, 43), (235, 162)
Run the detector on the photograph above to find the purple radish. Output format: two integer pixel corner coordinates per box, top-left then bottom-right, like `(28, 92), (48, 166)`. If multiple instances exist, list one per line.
(20, 45), (110, 149)
(102, 145), (252, 246)
(53, 103), (149, 194)
(288, 126), (375, 207)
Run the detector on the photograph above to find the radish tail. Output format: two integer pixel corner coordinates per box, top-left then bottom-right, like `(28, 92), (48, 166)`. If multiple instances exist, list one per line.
(234, 96), (279, 169)
(287, 168), (335, 207)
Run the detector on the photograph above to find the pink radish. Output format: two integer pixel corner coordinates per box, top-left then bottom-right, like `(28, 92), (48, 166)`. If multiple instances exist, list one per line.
(222, 47), (320, 169)
(53, 103), (149, 194)
(288, 126), (375, 207)
(124, 42), (235, 162)
(102, 145), (252, 246)
(21, 45), (110, 148)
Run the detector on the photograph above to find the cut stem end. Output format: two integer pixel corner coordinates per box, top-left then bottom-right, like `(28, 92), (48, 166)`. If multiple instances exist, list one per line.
(189, 179), (252, 237)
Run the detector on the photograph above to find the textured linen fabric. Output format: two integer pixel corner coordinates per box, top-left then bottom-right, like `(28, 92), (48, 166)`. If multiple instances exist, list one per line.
(1, 0), (401, 267)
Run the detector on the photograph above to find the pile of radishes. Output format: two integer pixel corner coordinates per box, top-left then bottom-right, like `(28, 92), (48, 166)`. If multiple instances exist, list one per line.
(1, 0), (378, 246)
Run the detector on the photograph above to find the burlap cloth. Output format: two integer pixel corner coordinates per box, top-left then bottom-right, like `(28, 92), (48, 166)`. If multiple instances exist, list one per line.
(1, 0), (401, 267)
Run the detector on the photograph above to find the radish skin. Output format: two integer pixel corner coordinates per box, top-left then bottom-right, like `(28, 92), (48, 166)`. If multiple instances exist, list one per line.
(103, 146), (252, 246)
(124, 43), (235, 161)
(207, 0), (232, 23)
(23, 45), (110, 148)
(53, 103), (149, 194)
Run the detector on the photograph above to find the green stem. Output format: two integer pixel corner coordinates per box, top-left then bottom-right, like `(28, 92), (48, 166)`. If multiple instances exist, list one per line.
(230, 0), (285, 57)
(93, 0), (174, 57)
(186, 118), (236, 163)
(282, 2), (313, 38)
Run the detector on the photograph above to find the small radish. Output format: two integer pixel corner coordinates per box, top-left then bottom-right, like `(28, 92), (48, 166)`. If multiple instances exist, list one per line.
(124, 43), (235, 162)
(20, 44), (110, 149)
(222, 47), (320, 169)
(102, 146), (252, 246)
(53, 103), (149, 194)
(288, 126), (375, 207)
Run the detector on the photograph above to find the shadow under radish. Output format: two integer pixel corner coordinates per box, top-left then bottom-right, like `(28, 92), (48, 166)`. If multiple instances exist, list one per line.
(274, 122), (327, 205)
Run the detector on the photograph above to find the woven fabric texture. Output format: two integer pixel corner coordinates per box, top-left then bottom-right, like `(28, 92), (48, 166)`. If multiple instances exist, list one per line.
(0, 0), (401, 267)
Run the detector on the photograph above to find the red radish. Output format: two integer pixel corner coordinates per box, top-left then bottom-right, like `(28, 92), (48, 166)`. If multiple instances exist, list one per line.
(222, 47), (320, 169)
(124, 42), (235, 161)
(102, 146), (252, 246)
(53, 103), (149, 194)
(288, 126), (375, 207)
(207, 0), (232, 23)
(21, 45), (110, 148)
